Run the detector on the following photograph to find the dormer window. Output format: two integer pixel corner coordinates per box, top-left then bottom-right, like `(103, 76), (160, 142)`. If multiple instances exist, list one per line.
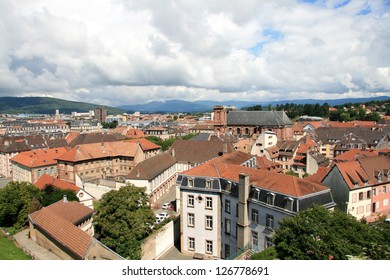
(284, 197), (294, 211)
(188, 178), (194, 188)
(226, 181), (232, 192)
(266, 192), (275, 205)
(206, 179), (212, 189)
(252, 188), (260, 201)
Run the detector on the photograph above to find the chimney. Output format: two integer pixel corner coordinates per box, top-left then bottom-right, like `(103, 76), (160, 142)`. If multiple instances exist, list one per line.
(63, 195), (68, 203)
(237, 173), (250, 250)
(171, 148), (175, 158)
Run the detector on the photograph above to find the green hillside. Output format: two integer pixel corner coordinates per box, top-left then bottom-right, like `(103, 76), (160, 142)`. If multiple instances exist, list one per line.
(0, 96), (125, 114)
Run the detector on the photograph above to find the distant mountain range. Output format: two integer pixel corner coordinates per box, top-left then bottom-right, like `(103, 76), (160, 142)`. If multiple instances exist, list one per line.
(118, 96), (390, 113)
(0, 95), (388, 115)
(0, 96), (125, 115)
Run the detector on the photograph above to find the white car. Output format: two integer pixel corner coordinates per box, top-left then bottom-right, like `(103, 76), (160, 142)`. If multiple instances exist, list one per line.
(161, 203), (171, 210)
(155, 212), (169, 224)
(156, 212), (169, 219)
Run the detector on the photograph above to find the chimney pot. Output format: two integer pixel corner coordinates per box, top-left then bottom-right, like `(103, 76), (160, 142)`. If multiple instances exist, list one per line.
(63, 195), (68, 203)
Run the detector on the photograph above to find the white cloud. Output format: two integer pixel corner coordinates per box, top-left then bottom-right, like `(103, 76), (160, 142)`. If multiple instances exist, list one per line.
(0, 0), (389, 106)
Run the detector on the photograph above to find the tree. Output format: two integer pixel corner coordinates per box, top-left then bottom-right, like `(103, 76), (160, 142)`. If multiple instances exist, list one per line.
(40, 184), (79, 207)
(0, 182), (42, 229)
(93, 184), (155, 259)
(273, 205), (388, 260)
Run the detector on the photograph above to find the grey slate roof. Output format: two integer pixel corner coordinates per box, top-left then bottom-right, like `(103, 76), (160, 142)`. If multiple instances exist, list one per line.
(227, 111), (293, 126)
(126, 151), (176, 180)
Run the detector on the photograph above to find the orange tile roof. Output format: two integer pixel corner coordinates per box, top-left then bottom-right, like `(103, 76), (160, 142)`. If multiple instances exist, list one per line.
(10, 147), (68, 168)
(46, 200), (93, 225)
(125, 138), (161, 151)
(56, 141), (139, 162)
(183, 151), (329, 197)
(125, 128), (145, 139)
(65, 132), (80, 144)
(35, 174), (80, 193)
(305, 167), (330, 184)
(29, 207), (93, 259)
(333, 148), (378, 162)
(335, 161), (370, 189)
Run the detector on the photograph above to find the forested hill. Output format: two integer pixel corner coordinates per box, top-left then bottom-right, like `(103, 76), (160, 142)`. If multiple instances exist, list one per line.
(0, 96), (124, 114)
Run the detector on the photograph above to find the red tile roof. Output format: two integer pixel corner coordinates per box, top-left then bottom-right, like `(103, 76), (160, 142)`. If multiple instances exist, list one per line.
(183, 151), (329, 197)
(333, 148), (379, 163)
(35, 174), (80, 193)
(125, 138), (161, 151)
(56, 141), (139, 162)
(29, 207), (93, 259)
(335, 161), (371, 189)
(125, 128), (146, 139)
(10, 147), (68, 168)
(46, 199), (93, 225)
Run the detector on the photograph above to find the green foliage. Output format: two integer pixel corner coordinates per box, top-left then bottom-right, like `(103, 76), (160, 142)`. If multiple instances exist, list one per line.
(102, 120), (119, 129)
(0, 182), (42, 229)
(41, 184), (79, 207)
(0, 232), (33, 260)
(146, 134), (196, 150)
(93, 184), (155, 259)
(273, 205), (389, 260)
(251, 247), (277, 260)
(285, 170), (299, 177)
(0, 96), (124, 114)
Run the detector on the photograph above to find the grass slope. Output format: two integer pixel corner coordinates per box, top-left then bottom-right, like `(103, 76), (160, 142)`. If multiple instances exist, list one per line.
(0, 233), (32, 260)
(0, 96), (124, 115)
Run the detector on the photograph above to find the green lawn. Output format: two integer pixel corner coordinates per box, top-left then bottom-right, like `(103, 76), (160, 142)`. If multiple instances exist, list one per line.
(0, 233), (32, 260)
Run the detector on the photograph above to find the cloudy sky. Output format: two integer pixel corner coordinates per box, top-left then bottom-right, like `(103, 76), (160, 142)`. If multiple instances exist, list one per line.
(1, 0), (389, 106)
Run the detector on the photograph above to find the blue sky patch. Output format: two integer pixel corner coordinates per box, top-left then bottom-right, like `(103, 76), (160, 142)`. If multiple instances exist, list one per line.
(334, 0), (351, 9)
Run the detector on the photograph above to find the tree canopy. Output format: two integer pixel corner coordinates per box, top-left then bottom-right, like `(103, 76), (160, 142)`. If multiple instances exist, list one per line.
(93, 184), (155, 259)
(273, 205), (390, 260)
(0, 182), (42, 228)
(0, 181), (79, 229)
(41, 184), (79, 207)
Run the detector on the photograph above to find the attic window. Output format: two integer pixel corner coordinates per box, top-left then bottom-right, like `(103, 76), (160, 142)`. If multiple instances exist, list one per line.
(188, 178), (194, 188)
(206, 180), (212, 189)
(284, 197), (294, 211)
(252, 188), (260, 201)
(266, 192), (275, 205)
(226, 181), (232, 192)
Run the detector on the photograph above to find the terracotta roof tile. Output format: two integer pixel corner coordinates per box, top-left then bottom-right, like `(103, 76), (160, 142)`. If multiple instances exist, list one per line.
(29, 207), (93, 259)
(46, 200), (93, 224)
(10, 147), (68, 168)
(182, 151), (328, 197)
(125, 138), (161, 151)
(35, 174), (80, 193)
(333, 148), (379, 163)
(56, 141), (139, 162)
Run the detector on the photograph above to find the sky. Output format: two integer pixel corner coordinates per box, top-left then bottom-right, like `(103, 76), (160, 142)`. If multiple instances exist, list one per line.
(0, 0), (389, 107)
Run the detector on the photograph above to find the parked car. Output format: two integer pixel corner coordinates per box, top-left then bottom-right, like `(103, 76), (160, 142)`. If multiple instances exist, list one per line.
(162, 202), (171, 210)
(156, 212), (169, 219)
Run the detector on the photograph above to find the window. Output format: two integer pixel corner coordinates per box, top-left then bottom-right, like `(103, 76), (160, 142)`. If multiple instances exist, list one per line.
(188, 237), (195, 251)
(358, 192), (364, 201)
(188, 213), (195, 227)
(252, 188), (260, 200)
(206, 180), (212, 189)
(225, 219), (231, 234)
(236, 203), (239, 217)
(284, 197), (294, 211)
(265, 236), (273, 248)
(266, 214), (274, 229)
(367, 190), (371, 199)
(267, 193), (275, 205)
(225, 199), (231, 213)
(188, 178), (194, 187)
(352, 193), (357, 203)
(205, 197), (212, 209)
(206, 240), (213, 254)
(225, 244), (230, 259)
(188, 195), (194, 207)
(205, 216), (213, 230)
(252, 231), (258, 247)
(251, 209), (259, 223)
(383, 186), (387, 193)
